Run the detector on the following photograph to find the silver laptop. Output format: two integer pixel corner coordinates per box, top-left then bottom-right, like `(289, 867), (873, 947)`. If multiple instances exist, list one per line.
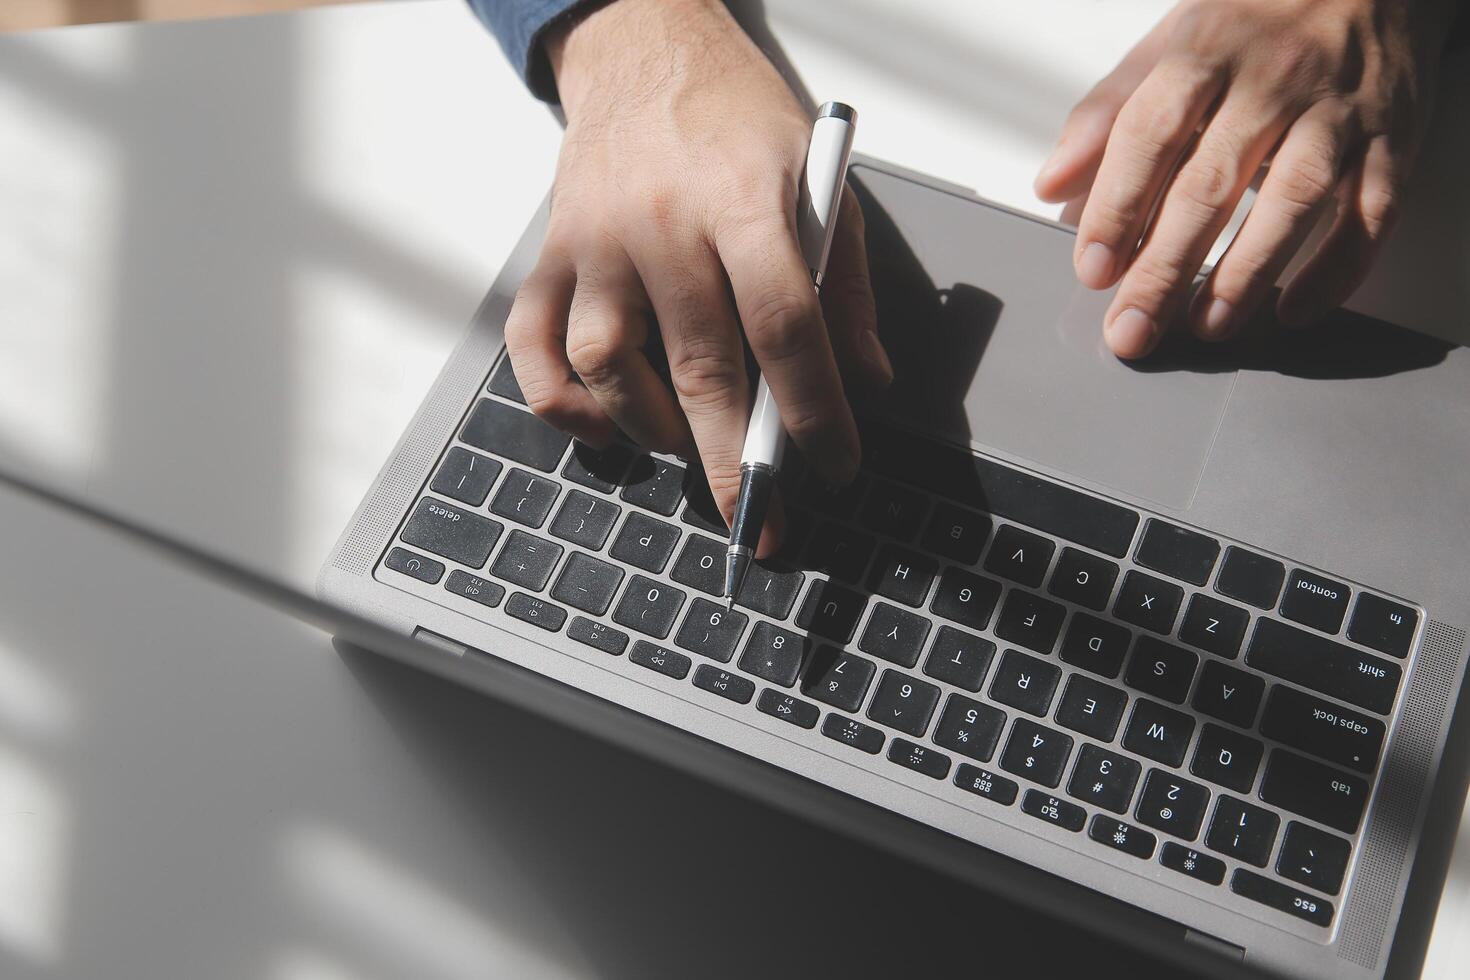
(320, 157), (1470, 980)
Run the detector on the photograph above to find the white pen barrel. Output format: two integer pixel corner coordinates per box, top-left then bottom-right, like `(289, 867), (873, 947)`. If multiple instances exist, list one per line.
(740, 375), (786, 463)
(797, 104), (857, 287)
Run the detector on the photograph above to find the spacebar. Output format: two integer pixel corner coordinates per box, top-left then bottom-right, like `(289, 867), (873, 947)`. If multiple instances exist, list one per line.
(863, 423), (1141, 558)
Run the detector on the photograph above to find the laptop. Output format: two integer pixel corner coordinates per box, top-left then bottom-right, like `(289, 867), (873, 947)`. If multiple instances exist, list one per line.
(319, 156), (1470, 980)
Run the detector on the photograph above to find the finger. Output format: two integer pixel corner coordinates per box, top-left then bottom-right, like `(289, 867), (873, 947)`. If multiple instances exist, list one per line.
(1073, 58), (1225, 289)
(564, 251), (688, 453)
(1189, 101), (1356, 340)
(820, 186), (892, 391)
(1035, 13), (1177, 203)
(503, 252), (613, 444)
(625, 234), (754, 534)
(1103, 95), (1291, 358)
(1277, 134), (1404, 326)
(718, 210), (861, 487)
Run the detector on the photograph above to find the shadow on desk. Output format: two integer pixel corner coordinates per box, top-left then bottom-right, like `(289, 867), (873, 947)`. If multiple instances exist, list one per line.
(335, 641), (1179, 979)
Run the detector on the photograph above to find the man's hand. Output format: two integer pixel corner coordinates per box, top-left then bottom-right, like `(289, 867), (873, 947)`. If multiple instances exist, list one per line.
(505, 0), (891, 553)
(1035, 0), (1456, 357)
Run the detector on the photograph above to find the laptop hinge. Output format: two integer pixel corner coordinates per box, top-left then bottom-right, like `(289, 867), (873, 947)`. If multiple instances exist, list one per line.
(1184, 928), (1246, 962)
(412, 626), (470, 659)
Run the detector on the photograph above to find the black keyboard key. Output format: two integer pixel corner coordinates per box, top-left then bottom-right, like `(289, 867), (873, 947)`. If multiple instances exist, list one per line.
(692, 664), (755, 703)
(1123, 636), (1198, 704)
(1205, 795), (1278, 867)
(505, 592), (568, 631)
(561, 440), (633, 493)
(1090, 815), (1156, 859)
(668, 533), (725, 594)
(1231, 870), (1333, 927)
(922, 626), (995, 692)
(1190, 723), (1264, 793)
(801, 647), (876, 712)
(1160, 842), (1226, 885)
(567, 616), (628, 655)
(734, 562), (804, 619)
(1177, 593), (1248, 659)
(989, 649), (1060, 717)
(932, 694), (1006, 762)
(1215, 546), (1286, 610)
(1259, 750), (1368, 834)
(1048, 547), (1120, 611)
(1280, 569), (1351, 633)
(795, 579), (866, 643)
(889, 738), (951, 779)
(1134, 519), (1219, 587)
(629, 640), (691, 680)
(490, 468), (561, 527)
(680, 502), (727, 536)
(1259, 685), (1384, 773)
(489, 530), (563, 590)
(674, 597), (748, 663)
(868, 544), (938, 606)
(401, 498), (504, 569)
(738, 622), (810, 688)
(487, 354), (526, 403)
(431, 447), (502, 506)
(757, 688), (819, 729)
(800, 471), (868, 520)
(609, 512), (682, 573)
(444, 569), (504, 606)
(461, 398), (570, 472)
(1278, 822), (1351, 895)
(867, 670), (941, 737)
(620, 456), (686, 516)
(1192, 661), (1265, 728)
(954, 764), (1020, 805)
(548, 490), (621, 550)
(864, 425), (1140, 557)
(984, 525), (1054, 588)
(1113, 571), (1183, 635)
(1054, 675), (1128, 741)
(612, 575), (686, 639)
(822, 714), (885, 754)
(1122, 699), (1196, 767)
(1021, 790), (1086, 832)
(550, 552), (624, 615)
(859, 602), (932, 668)
(1135, 769), (1209, 840)
(1059, 613), (1131, 679)
(999, 719), (1073, 788)
(1246, 618), (1400, 714)
(1068, 744), (1141, 813)
(920, 502), (990, 565)
(384, 547), (445, 583)
(859, 480), (930, 540)
(803, 522), (876, 583)
(994, 590), (1066, 654)
(1347, 593), (1418, 658)
(929, 567), (1002, 632)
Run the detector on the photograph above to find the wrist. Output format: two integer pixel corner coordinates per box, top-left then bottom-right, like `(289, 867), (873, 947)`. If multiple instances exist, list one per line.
(547, 0), (738, 118)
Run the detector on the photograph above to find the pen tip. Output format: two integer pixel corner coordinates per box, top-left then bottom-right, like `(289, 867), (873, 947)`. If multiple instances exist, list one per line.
(725, 594), (736, 611)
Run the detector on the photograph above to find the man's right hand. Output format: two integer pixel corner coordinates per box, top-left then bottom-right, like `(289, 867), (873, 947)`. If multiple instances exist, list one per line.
(504, 0), (891, 556)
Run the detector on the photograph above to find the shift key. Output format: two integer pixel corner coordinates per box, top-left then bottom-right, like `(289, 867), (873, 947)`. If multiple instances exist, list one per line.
(1245, 618), (1400, 715)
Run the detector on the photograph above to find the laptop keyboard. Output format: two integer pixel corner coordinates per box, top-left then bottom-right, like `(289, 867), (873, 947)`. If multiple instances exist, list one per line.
(379, 354), (1422, 932)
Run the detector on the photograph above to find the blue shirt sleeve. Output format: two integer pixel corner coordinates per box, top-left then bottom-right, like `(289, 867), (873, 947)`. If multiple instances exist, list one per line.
(465, 0), (590, 103)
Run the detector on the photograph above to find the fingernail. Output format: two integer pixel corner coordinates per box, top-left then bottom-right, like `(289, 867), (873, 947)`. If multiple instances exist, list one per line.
(862, 330), (894, 385)
(1199, 297), (1233, 340)
(1106, 307), (1158, 359)
(1076, 242), (1114, 288)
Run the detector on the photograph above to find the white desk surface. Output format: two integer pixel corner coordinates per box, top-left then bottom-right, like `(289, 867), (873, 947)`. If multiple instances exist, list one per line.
(0, 1), (1467, 976)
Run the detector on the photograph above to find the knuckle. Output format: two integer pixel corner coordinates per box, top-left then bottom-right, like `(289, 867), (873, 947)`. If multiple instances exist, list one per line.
(1176, 154), (1238, 211)
(1123, 256), (1187, 304)
(1275, 157), (1337, 214)
(1116, 95), (1195, 157)
(565, 330), (624, 386)
(522, 379), (575, 426)
(1360, 184), (1400, 239)
(745, 286), (821, 361)
(670, 339), (743, 410)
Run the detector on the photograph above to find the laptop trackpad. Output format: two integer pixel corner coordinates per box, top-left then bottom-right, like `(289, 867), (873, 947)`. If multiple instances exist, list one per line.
(855, 165), (1235, 511)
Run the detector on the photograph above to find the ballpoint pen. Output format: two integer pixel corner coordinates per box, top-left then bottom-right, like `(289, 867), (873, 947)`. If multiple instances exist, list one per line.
(725, 101), (858, 608)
